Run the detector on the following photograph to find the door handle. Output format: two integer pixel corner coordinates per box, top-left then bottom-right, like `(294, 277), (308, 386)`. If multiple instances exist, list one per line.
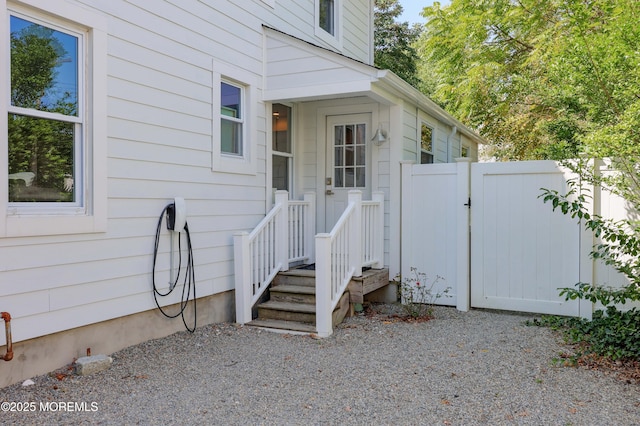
(326, 190), (335, 195)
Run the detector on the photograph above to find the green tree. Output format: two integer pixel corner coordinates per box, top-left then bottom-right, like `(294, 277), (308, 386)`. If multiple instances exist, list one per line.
(418, 0), (640, 305)
(417, 0), (639, 163)
(374, 0), (421, 88)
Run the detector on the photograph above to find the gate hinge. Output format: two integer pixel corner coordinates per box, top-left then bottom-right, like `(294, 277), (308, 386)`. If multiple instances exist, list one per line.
(464, 197), (471, 208)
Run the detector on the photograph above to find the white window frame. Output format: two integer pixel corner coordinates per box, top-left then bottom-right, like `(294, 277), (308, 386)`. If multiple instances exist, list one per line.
(461, 145), (469, 158)
(220, 80), (244, 156)
(314, 0), (342, 49)
(271, 103), (293, 193)
(212, 60), (257, 175)
(419, 121), (434, 164)
(8, 11), (84, 211)
(0, 0), (107, 237)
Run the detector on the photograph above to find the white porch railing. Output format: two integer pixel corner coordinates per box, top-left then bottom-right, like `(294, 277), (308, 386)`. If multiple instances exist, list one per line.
(315, 191), (384, 337)
(234, 191), (316, 324)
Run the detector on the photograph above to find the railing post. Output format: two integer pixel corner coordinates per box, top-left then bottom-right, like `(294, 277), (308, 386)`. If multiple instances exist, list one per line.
(455, 158), (471, 312)
(275, 190), (289, 271)
(349, 190), (363, 277)
(234, 231), (252, 324)
(315, 233), (333, 337)
(304, 192), (316, 264)
(372, 191), (385, 269)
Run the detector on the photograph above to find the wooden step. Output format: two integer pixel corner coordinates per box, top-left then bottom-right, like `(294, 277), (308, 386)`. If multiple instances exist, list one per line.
(270, 285), (316, 304)
(347, 268), (390, 303)
(246, 318), (316, 333)
(272, 269), (315, 287)
(255, 292), (350, 327)
(257, 300), (316, 323)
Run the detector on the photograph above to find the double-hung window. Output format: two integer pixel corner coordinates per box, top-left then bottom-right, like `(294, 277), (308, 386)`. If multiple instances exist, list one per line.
(211, 61), (256, 174)
(420, 123), (434, 164)
(2, 2), (107, 237)
(8, 13), (82, 205)
(220, 81), (243, 156)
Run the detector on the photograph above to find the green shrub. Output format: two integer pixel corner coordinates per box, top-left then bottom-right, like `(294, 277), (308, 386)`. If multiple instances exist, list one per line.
(529, 307), (640, 361)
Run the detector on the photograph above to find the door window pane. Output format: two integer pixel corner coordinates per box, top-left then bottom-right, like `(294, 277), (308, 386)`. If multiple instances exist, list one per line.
(345, 146), (354, 166)
(356, 146), (365, 165)
(334, 125), (343, 146)
(333, 122), (366, 188)
(334, 167), (343, 188)
(345, 167), (354, 187)
(355, 167), (365, 187)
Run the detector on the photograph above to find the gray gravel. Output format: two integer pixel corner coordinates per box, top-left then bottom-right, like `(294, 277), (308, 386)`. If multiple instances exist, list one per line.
(1, 304), (639, 425)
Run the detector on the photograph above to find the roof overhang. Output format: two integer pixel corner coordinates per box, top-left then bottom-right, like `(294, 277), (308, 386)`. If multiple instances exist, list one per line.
(263, 26), (485, 144)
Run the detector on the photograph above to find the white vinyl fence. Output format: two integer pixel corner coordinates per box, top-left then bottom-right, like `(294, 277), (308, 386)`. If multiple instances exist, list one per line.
(401, 159), (633, 319)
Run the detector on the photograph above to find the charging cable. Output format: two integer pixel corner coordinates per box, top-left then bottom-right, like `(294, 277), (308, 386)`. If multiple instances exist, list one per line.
(152, 204), (196, 332)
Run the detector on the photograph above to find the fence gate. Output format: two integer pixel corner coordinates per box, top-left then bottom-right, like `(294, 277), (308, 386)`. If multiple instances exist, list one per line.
(469, 161), (581, 316)
(402, 160), (585, 317)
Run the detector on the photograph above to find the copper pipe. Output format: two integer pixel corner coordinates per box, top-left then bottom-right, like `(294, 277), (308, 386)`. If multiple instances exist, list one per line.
(1, 312), (13, 361)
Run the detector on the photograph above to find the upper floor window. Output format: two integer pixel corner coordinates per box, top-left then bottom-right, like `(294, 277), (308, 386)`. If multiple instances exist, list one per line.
(8, 13), (82, 204)
(315, 0), (341, 48)
(420, 123), (434, 164)
(319, 0), (335, 35)
(220, 81), (244, 156)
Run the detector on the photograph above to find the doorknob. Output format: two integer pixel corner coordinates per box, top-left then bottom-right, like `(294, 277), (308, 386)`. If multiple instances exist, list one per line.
(326, 189), (335, 195)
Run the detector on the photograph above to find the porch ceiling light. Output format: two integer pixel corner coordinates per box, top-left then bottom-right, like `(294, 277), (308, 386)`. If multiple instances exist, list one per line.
(372, 126), (387, 146)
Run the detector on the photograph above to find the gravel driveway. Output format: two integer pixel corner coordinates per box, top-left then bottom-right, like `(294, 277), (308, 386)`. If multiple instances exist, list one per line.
(1, 304), (639, 425)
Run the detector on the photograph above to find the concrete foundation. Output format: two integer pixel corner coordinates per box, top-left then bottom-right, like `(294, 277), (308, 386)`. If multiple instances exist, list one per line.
(0, 291), (234, 388)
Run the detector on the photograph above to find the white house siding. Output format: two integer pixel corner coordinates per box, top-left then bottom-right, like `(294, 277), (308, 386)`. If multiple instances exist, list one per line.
(342, 0), (373, 63)
(400, 105), (477, 164)
(2, 0), (366, 350)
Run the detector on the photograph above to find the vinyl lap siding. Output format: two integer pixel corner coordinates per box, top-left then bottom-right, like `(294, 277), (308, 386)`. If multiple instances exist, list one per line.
(342, 0), (372, 63)
(0, 0), (276, 344)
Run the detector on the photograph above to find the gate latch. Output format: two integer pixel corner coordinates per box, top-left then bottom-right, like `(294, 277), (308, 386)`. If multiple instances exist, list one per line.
(464, 197), (471, 208)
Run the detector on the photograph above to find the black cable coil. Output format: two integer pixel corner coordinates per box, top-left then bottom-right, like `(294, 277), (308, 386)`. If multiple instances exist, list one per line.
(152, 204), (196, 333)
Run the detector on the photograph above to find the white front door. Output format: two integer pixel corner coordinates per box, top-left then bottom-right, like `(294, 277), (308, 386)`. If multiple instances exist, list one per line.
(325, 114), (371, 230)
